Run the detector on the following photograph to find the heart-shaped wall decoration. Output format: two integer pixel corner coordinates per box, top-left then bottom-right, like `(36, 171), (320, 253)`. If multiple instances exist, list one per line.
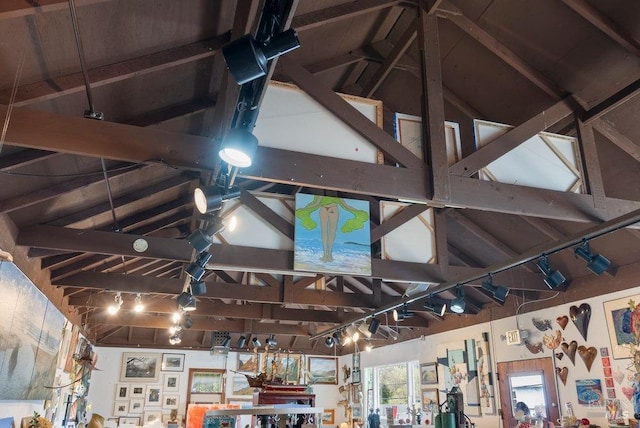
(556, 315), (569, 330)
(561, 341), (578, 365)
(543, 330), (562, 350)
(578, 345), (597, 371)
(570, 303), (591, 341)
(613, 370), (625, 385)
(622, 386), (634, 401)
(555, 352), (564, 360)
(556, 367), (569, 385)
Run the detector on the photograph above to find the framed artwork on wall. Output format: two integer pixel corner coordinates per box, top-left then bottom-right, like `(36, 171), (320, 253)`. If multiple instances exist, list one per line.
(187, 368), (226, 404)
(118, 418), (139, 427)
(352, 369), (361, 384)
(114, 384), (130, 400)
(129, 399), (144, 414)
(121, 353), (161, 382)
(420, 363), (438, 385)
(421, 388), (439, 412)
(162, 353), (185, 372)
(113, 402), (129, 417)
(163, 374), (179, 392)
(321, 409), (334, 425)
(143, 411), (163, 425)
(236, 352), (261, 373)
(603, 295), (640, 359)
(145, 386), (162, 406)
(130, 384), (146, 398)
(163, 394), (180, 410)
(307, 357), (338, 384)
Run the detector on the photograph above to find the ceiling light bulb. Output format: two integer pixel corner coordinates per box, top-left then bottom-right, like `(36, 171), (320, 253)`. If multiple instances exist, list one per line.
(392, 309), (399, 322)
(365, 343), (373, 352)
(228, 216), (238, 232)
(134, 294), (144, 313)
(169, 326), (177, 334)
(172, 312), (182, 323)
(107, 304), (120, 315)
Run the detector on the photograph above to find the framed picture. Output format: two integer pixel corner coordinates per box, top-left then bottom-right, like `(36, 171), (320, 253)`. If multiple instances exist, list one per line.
(130, 384), (146, 398)
(143, 411), (163, 425)
(265, 354), (301, 383)
(420, 362), (438, 385)
(162, 353), (185, 372)
(321, 409), (335, 425)
(121, 352), (161, 382)
(307, 357), (338, 384)
(163, 394), (180, 410)
(187, 368), (226, 404)
(421, 388), (439, 412)
(236, 352), (261, 373)
(118, 418), (139, 427)
(145, 386), (162, 406)
(129, 399), (144, 414)
(163, 374), (179, 392)
(352, 404), (362, 419)
(352, 369), (361, 384)
(352, 383), (362, 403)
(353, 353), (360, 370)
(113, 402), (129, 417)
(231, 374), (253, 396)
(604, 295), (639, 359)
(114, 383), (130, 400)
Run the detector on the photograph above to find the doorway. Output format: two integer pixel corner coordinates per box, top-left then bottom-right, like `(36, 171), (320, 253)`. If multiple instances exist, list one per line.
(497, 357), (560, 427)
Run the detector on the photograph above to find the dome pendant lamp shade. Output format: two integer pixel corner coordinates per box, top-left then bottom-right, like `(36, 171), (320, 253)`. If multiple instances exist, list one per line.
(218, 129), (259, 168)
(223, 29), (300, 85)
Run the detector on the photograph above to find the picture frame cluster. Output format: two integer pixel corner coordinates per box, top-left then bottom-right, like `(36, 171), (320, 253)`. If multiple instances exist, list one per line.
(114, 353), (185, 423)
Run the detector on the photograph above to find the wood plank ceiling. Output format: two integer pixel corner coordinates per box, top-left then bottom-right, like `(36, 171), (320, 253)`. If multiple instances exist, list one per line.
(0, 0), (639, 354)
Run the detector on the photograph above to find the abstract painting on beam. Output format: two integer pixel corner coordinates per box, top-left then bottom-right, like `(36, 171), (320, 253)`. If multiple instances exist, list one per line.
(294, 194), (371, 275)
(0, 261), (65, 399)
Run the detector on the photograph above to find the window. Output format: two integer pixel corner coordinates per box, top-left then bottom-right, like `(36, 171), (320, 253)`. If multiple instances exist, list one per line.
(368, 361), (420, 423)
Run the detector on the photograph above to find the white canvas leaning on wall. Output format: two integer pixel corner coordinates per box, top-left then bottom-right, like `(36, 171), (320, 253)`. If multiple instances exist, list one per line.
(393, 113), (463, 165)
(473, 119), (585, 193)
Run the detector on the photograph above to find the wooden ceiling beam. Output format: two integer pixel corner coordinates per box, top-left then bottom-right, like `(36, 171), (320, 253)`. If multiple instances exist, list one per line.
(592, 119), (640, 163)
(307, 54), (363, 75)
(4, 104), (639, 222)
(292, 0), (404, 32)
(362, 18), (417, 98)
(371, 204), (429, 243)
(576, 120), (606, 209)
(126, 97), (217, 128)
(0, 0), (110, 20)
(0, 150), (60, 171)
(240, 190), (294, 240)
(560, 0), (640, 57)
(0, 35), (230, 107)
(0, 163), (143, 214)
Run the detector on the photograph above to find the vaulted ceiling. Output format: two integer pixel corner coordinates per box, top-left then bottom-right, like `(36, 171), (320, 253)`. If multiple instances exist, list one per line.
(0, 0), (639, 355)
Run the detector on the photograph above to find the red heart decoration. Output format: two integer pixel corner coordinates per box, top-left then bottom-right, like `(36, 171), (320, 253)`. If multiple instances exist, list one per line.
(556, 315), (569, 330)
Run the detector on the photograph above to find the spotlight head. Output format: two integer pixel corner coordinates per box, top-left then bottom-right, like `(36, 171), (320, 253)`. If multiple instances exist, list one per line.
(236, 336), (247, 349)
(222, 335), (232, 348)
(219, 129), (259, 168)
(134, 293), (144, 313)
(185, 252), (212, 281)
(194, 186), (223, 214)
(169, 333), (182, 345)
(368, 318), (380, 334)
(172, 312), (182, 323)
(266, 335), (278, 348)
(182, 316), (193, 330)
(176, 292), (196, 311)
(536, 256), (566, 289)
(575, 242), (610, 275)
(107, 292), (123, 314)
(252, 337), (261, 348)
(324, 336), (335, 348)
(187, 229), (213, 253)
(365, 343), (373, 352)
(423, 300), (446, 317)
(392, 309), (399, 322)
(450, 286), (466, 314)
(358, 323), (372, 338)
(481, 277), (510, 303)
(222, 29), (300, 85)
(190, 280), (207, 296)
(332, 331), (342, 344)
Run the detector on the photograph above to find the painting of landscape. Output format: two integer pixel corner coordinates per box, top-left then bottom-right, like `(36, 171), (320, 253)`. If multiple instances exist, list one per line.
(0, 262), (65, 399)
(307, 357), (337, 384)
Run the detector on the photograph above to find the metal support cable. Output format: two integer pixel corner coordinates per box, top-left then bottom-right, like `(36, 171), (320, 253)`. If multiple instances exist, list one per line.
(68, 0), (96, 112)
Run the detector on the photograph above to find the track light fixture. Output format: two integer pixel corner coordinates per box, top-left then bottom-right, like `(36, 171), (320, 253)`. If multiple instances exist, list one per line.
(222, 28), (300, 85)
(365, 342), (373, 352)
(357, 322), (372, 338)
(481, 275), (510, 303)
(575, 240), (610, 275)
(368, 318), (380, 335)
(346, 325), (360, 343)
(218, 129), (260, 168)
(266, 334), (277, 348)
(185, 251), (212, 281)
(236, 336), (247, 349)
(252, 337), (261, 348)
(536, 255), (566, 289)
(332, 331), (342, 345)
(107, 292), (123, 314)
(169, 332), (182, 345)
(423, 299), (447, 317)
(221, 335), (232, 348)
(134, 293), (144, 313)
(190, 279), (207, 296)
(393, 305), (414, 321)
(194, 186), (241, 215)
(182, 315), (193, 330)
(187, 229), (214, 253)
(324, 336), (335, 348)
(449, 286), (466, 314)
(176, 291), (196, 311)
(172, 312), (182, 323)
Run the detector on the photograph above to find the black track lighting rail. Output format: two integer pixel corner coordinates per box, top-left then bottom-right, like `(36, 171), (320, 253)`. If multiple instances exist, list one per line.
(310, 207), (640, 340)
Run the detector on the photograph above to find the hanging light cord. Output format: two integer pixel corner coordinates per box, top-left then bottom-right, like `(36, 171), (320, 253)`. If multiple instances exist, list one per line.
(0, 29), (29, 156)
(68, 0), (95, 112)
